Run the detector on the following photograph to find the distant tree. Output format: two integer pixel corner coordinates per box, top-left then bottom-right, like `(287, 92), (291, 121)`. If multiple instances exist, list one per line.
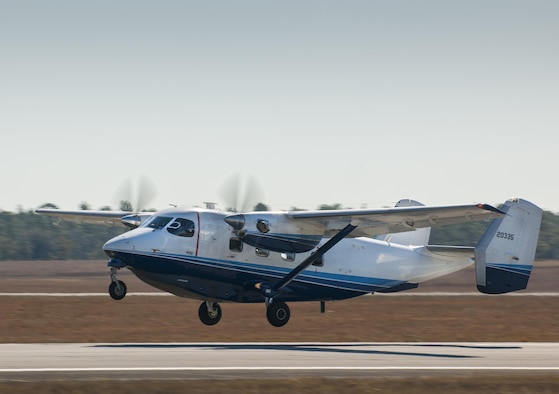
(253, 203), (269, 211)
(430, 221), (486, 247)
(318, 203), (343, 210)
(79, 202), (91, 210)
(99, 206), (112, 211)
(120, 200), (133, 212)
(534, 211), (559, 259)
(39, 203), (58, 209)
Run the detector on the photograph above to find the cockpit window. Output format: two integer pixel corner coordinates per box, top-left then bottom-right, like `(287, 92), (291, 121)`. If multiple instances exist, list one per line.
(167, 218), (195, 237)
(146, 216), (173, 230)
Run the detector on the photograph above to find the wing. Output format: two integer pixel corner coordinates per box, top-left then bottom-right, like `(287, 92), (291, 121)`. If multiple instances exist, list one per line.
(34, 208), (150, 228)
(224, 202), (505, 253)
(287, 203), (504, 238)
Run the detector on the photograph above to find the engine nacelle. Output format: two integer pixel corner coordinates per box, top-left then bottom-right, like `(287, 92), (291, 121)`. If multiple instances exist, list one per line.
(224, 212), (323, 253)
(120, 213), (154, 229)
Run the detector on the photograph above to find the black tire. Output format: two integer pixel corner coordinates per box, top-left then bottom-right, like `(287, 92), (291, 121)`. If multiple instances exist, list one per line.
(198, 302), (222, 326)
(266, 301), (290, 327)
(109, 280), (127, 300)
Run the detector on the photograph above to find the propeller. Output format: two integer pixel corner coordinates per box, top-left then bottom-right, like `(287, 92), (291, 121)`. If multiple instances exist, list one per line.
(218, 173), (264, 213)
(113, 175), (158, 213)
(110, 175), (158, 229)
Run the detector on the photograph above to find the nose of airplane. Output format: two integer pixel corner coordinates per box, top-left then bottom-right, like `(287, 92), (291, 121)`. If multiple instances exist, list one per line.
(103, 234), (128, 254)
(103, 227), (165, 257)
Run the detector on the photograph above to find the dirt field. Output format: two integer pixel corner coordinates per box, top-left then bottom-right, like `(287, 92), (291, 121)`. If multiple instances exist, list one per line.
(2, 376), (559, 394)
(1, 260), (558, 393)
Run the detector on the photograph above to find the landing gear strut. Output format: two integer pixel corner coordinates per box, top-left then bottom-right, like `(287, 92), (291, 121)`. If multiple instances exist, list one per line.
(109, 267), (127, 300)
(198, 301), (222, 325)
(259, 224), (357, 327)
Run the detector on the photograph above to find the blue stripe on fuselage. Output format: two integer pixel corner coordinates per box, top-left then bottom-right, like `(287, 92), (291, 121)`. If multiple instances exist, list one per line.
(113, 250), (403, 294)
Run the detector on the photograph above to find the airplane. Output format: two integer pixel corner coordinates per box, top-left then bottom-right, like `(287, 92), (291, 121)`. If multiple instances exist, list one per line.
(35, 197), (542, 327)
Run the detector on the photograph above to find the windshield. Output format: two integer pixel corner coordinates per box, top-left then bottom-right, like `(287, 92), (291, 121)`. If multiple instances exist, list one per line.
(143, 216), (173, 230)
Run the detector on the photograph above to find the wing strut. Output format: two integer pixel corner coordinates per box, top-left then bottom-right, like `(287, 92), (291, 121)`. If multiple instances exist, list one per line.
(262, 223), (357, 299)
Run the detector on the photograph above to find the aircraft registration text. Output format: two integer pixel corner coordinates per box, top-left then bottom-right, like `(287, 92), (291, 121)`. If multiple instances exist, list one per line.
(496, 231), (515, 240)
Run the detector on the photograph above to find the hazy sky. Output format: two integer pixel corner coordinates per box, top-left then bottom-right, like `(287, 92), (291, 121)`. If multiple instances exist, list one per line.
(1, 0), (558, 213)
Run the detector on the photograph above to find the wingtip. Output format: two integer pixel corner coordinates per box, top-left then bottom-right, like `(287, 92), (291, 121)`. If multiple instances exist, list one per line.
(477, 203), (506, 215)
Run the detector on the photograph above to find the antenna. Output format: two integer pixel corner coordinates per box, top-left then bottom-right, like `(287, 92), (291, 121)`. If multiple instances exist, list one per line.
(204, 202), (217, 210)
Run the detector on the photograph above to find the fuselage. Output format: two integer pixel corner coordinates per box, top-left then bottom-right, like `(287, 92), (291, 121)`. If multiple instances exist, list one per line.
(103, 207), (474, 303)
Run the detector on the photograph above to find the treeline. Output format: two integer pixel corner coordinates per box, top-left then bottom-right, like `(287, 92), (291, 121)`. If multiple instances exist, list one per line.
(1, 208), (559, 261)
(0, 210), (123, 260)
(431, 210), (559, 259)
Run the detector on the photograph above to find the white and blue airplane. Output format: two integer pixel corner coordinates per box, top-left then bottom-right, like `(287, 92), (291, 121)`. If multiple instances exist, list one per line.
(36, 197), (542, 327)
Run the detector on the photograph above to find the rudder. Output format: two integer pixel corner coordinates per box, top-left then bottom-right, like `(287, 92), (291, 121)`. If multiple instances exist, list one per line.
(475, 198), (542, 294)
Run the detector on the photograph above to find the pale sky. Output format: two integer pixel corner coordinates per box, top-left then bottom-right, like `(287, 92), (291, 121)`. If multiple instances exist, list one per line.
(1, 0), (558, 213)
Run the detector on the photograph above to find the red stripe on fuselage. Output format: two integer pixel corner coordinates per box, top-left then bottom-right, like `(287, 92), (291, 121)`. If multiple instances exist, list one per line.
(195, 211), (201, 256)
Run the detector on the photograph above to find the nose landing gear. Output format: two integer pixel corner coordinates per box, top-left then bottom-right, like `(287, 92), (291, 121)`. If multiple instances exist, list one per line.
(109, 266), (127, 300)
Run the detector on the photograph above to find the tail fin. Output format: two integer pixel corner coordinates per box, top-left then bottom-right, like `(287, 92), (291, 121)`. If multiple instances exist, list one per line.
(475, 198), (542, 294)
(376, 199), (431, 246)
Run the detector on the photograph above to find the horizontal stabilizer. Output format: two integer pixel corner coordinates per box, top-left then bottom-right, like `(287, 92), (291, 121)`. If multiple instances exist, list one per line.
(375, 199), (431, 246)
(425, 245), (475, 259)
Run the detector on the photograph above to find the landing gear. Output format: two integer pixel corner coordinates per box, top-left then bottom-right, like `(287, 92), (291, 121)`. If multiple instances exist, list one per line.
(109, 280), (127, 300)
(258, 224), (356, 328)
(198, 301), (222, 326)
(266, 301), (290, 327)
(108, 266), (127, 300)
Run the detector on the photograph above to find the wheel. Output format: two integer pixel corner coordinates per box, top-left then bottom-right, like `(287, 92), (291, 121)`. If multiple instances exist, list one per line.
(198, 302), (222, 326)
(109, 280), (127, 300)
(266, 301), (290, 327)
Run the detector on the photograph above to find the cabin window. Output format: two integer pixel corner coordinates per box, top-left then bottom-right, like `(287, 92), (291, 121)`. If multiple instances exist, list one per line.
(255, 248), (269, 257)
(167, 218), (195, 237)
(229, 237), (243, 252)
(281, 252), (295, 262)
(146, 216), (173, 230)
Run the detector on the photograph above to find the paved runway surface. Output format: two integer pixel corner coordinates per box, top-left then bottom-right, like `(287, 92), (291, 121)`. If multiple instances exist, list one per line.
(1, 342), (559, 380)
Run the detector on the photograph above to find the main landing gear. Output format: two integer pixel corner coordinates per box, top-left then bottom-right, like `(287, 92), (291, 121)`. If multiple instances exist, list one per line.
(198, 301), (222, 325)
(197, 299), (291, 327)
(109, 266), (127, 300)
(266, 300), (290, 327)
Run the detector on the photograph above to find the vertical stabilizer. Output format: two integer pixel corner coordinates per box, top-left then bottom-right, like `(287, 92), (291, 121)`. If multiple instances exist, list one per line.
(475, 198), (542, 294)
(375, 199), (431, 246)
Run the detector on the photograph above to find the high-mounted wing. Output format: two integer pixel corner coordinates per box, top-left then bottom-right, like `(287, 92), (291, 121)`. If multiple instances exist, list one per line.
(224, 202), (505, 253)
(35, 208), (152, 228)
(288, 202), (504, 238)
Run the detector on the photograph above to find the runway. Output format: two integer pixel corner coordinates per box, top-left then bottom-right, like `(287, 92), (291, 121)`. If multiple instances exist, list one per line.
(1, 342), (559, 380)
